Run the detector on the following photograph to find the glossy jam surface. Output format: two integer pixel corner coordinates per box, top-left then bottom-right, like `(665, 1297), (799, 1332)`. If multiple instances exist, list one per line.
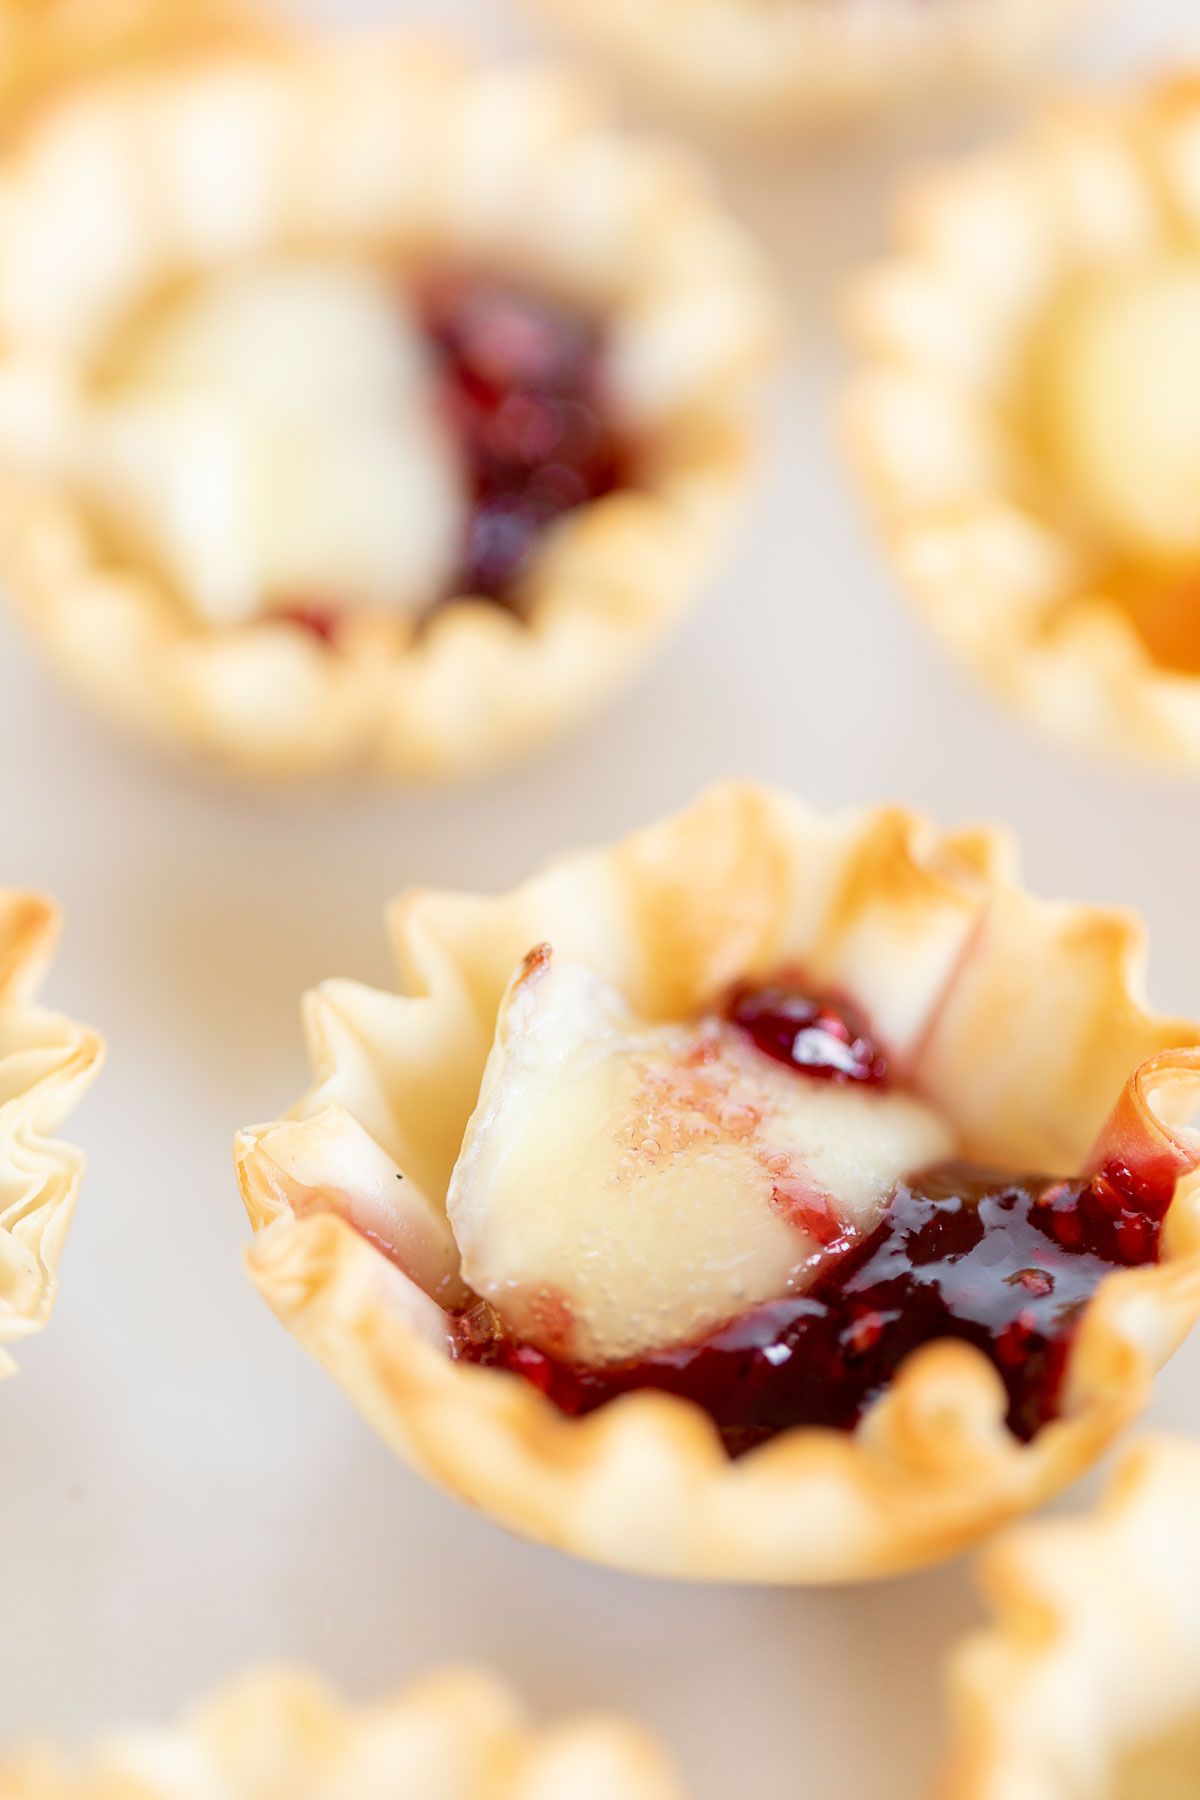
(727, 980), (889, 1086)
(456, 1155), (1172, 1453)
(421, 275), (625, 605)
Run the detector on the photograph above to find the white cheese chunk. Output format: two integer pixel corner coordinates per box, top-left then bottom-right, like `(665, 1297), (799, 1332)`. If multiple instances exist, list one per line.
(1045, 259), (1200, 563)
(82, 258), (467, 625)
(447, 952), (955, 1366)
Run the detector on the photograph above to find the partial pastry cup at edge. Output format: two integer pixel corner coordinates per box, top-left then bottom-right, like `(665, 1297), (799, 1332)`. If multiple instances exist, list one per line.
(0, 32), (775, 784)
(235, 783), (1200, 1584)
(0, 1665), (685, 1799)
(0, 893), (103, 1375)
(521, 0), (1098, 131)
(946, 1434), (1200, 1800)
(844, 74), (1200, 773)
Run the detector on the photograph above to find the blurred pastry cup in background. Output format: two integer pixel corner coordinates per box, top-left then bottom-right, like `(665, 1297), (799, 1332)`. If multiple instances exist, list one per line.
(0, 1665), (685, 1798)
(0, 30), (775, 783)
(0, 893), (102, 1376)
(237, 783), (1200, 1583)
(947, 1436), (1200, 1799)
(0, 0), (264, 124)
(521, 0), (1097, 131)
(847, 76), (1200, 772)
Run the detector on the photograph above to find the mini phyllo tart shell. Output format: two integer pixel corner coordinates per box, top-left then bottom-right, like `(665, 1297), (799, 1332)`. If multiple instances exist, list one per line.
(0, 1666), (684, 1799)
(846, 77), (1200, 772)
(0, 33), (773, 784)
(236, 785), (1200, 1583)
(0, 894), (101, 1373)
(523, 0), (1094, 129)
(947, 1435), (1200, 1799)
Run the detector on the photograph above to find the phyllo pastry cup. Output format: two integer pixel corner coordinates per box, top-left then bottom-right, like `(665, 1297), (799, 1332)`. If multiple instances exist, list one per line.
(0, 893), (102, 1375)
(0, 31), (774, 783)
(947, 1435), (1200, 1799)
(236, 784), (1200, 1583)
(847, 76), (1200, 772)
(522, 0), (1094, 130)
(0, 1666), (684, 1799)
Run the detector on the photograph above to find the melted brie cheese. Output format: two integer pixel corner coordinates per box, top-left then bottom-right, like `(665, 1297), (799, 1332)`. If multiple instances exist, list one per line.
(448, 953), (955, 1366)
(1044, 259), (1200, 563)
(83, 259), (467, 626)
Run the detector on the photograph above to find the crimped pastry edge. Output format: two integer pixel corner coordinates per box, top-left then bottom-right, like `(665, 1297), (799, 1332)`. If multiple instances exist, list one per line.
(0, 892), (103, 1373)
(0, 1664), (685, 1798)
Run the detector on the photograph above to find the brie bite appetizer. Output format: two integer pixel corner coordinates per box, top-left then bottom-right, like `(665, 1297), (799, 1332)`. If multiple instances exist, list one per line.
(847, 74), (1200, 770)
(0, 32), (773, 780)
(238, 786), (1200, 1581)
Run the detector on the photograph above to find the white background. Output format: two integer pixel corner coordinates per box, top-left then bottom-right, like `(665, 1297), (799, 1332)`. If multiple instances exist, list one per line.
(3, 0), (1200, 1793)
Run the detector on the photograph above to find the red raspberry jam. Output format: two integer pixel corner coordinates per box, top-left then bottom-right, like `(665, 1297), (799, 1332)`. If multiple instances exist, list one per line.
(727, 979), (889, 1086)
(449, 976), (1180, 1454)
(274, 276), (626, 640)
(455, 1156), (1174, 1454)
(420, 275), (626, 605)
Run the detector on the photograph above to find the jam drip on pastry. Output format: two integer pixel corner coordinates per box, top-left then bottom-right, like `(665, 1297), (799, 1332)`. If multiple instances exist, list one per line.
(421, 275), (626, 606)
(450, 973), (1179, 1454)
